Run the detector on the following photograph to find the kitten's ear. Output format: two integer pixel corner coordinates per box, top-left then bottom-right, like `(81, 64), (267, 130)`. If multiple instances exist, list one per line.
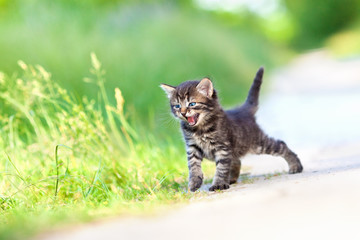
(160, 84), (176, 98)
(196, 78), (213, 98)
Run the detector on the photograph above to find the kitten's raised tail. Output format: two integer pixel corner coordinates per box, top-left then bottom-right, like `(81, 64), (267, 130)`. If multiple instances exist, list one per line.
(245, 67), (264, 115)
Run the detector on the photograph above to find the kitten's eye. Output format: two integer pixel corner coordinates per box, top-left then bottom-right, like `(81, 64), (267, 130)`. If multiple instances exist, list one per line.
(188, 102), (196, 107)
(174, 104), (181, 109)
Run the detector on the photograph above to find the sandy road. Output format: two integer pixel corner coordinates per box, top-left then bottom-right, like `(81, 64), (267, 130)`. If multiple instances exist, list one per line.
(39, 50), (360, 240)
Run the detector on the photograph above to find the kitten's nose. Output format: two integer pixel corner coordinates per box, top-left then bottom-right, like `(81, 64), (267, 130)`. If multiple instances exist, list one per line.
(181, 109), (187, 117)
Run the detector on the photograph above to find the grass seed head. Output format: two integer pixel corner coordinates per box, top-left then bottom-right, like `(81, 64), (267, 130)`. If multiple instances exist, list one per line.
(90, 52), (101, 71)
(115, 88), (124, 113)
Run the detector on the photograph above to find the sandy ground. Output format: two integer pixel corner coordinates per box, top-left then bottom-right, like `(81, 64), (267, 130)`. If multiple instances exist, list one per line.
(38, 50), (360, 240)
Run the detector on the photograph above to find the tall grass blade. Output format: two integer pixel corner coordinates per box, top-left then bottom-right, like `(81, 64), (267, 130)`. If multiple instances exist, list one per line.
(5, 152), (25, 183)
(54, 144), (72, 198)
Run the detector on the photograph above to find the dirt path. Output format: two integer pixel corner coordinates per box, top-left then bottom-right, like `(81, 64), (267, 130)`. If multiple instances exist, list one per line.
(39, 50), (360, 240)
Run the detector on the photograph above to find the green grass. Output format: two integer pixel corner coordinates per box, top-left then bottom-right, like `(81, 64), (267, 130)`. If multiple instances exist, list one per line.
(0, 56), (172, 239)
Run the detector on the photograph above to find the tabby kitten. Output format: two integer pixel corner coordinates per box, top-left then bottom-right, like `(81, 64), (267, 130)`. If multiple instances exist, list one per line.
(160, 67), (303, 192)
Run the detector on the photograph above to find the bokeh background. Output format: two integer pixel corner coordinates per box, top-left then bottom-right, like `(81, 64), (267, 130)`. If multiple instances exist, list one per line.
(1, 0), (359, 130)
(1, 0), (360, 239)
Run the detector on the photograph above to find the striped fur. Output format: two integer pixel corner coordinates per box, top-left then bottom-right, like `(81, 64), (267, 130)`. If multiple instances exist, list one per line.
(161, 67), (303, 192)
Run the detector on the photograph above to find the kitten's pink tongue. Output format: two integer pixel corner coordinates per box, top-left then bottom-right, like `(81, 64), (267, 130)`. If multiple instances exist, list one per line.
(187, 116), (196, 125)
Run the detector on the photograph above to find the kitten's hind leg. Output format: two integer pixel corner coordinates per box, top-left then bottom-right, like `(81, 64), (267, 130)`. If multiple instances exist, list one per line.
(256, 135), (303, 174)
(229, 159), (241, 184)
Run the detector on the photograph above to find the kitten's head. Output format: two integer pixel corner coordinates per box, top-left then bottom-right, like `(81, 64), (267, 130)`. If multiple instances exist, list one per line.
(160, 78), (218, 127)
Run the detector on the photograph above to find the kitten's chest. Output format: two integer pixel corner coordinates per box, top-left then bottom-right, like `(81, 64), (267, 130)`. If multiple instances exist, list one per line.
(192, 133), (216, 160)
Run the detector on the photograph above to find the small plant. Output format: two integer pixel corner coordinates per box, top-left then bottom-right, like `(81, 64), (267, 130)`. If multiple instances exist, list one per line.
(264, 171), (284, 180)
(240, 174), (257, 184)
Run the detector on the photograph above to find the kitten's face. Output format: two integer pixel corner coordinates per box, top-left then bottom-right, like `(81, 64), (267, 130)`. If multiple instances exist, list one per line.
(161, 78), (215, 127)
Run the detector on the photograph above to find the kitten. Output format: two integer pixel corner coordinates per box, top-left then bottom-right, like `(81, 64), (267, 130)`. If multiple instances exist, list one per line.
(160, 67), (303, 192)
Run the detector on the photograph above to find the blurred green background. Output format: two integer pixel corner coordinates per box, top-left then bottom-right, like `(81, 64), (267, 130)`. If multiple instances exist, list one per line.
(1, 0), (360, 129)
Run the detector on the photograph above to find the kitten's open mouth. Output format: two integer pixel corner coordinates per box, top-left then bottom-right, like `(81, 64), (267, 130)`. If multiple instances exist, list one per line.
(187, 114), (199, 126)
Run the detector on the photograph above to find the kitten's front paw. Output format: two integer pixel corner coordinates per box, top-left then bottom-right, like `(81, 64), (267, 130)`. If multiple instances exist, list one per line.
(189, 175), (203, 192)
(289, 163), (303, 174)
(209, 182), (229, 191)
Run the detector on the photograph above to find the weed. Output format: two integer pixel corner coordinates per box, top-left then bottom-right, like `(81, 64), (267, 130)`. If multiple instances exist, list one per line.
(264, 171), (285, 180)
(240, 174), (257, 184)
